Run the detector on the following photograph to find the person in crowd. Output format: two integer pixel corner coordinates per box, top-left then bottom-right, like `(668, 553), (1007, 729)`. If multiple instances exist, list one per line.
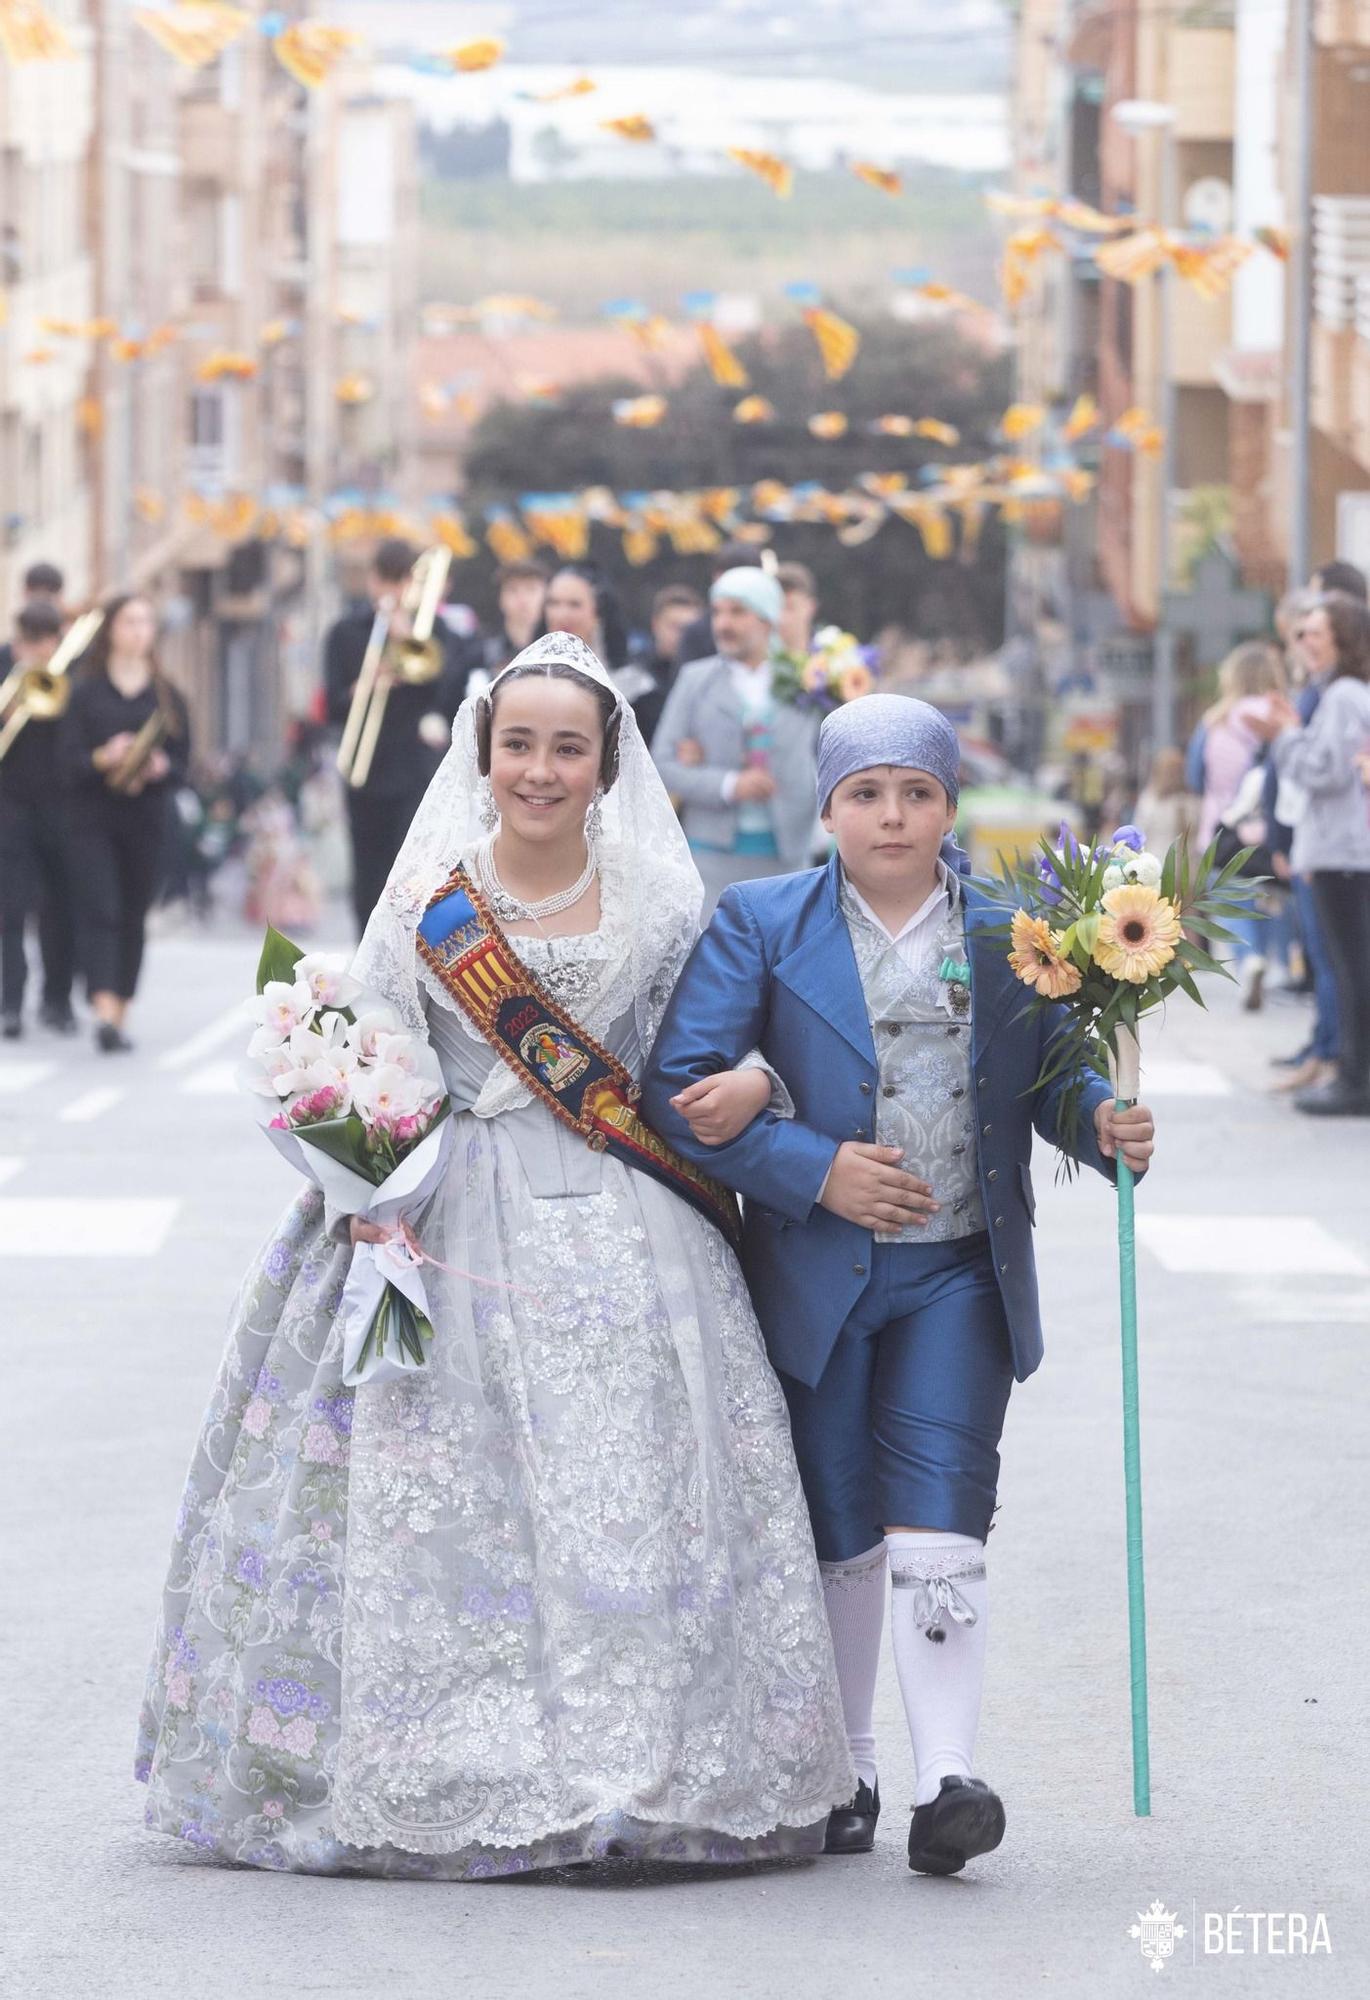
(538, 561), (631, 671)
(136, 633), (852, 1876)
(59, 594), (190, 1053)
(777, 561), (820, 659)
(1133, 745), (1199, 860)
(324, 538), (470, 937)
(1310, 559), (1367, 602)
(651, 566), (821, 913)
(1254, 593), (1370, 1116)
(19, 560), (64, 611)
(1265, 590), (1339, 1087)
(643, 694), (1154, 1876)
(480, 558), (547, 682)
(1189, 639), (1287, 1010)
(618, 583), (705, 744)
(0, 600), (78, 1039)
(674, 541), (767, 670)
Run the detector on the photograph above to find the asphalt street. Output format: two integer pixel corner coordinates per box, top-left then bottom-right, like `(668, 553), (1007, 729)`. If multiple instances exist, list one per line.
(1, 911), (1366, 1998)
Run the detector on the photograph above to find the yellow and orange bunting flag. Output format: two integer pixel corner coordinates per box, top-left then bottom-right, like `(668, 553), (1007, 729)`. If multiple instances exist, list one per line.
(697, 323), (749, 390)
(191, 492), (258, 541)
(418, 383), (450, 420)
(912, 418), (961, 446)
(429, 512), (478, 559)
(143, 322), (178, 355)
(134, 6), (250, 70)
(889, 496), (954, 560)
(1094, 227), (1171, 286)
(534, 75), (596, 102)
(612, 394), (668, 428)
(727, 148), (793, 200)
(1171, 235), (1253, 301)
(1113, 405), (1155, 443)
(475, 293), (557, 321)
(601, 114), (656, 143)
(953, 499), (987, 561)
(1000, 402), (1044, 442)
(1134, 426), (1165, 459)
(39, 315), (118, 339)
(109, 336), (147, 362)
(699, 487), (741, 523)
(985, 192), (1057, 220)
(485, 511), (534, 565)
(1005, 225), (1062, 262)
(808, 411), (849, 440)
(77, 396), (103, 434)
(443, 37), (504, 73)
(629, 314), (672, 352)
(1062, 467), (1096, 503)
(750, 479), (791, 514)
(196, 349), (258, 382)
(1255, 225), (1290, 261)
(0, 2), (73, 62)
(851, 162), (902, 198)
(515, 376), (561, 407)
(874, 415), (914, 437)
(523, 503), (590, 562)
(667, 511), (722, 557)
(1054, 198), (1131, 236)
(280, 507), (314, 548)
(259, 318), (291, 348)
(803, 305), (860, 382)
(859, 471), (908, 499)
(1063, 392), (1100, 442)
(22, 345), (56, 365)
(732, 395), (775, 424)
(133, 487), (167, 525)
(837, 500), (888, 549)
(621, 523), (659, 567)
(906, 280), (994, 319)
(334, 373), (374, 405)
(271, 23), (361, 89)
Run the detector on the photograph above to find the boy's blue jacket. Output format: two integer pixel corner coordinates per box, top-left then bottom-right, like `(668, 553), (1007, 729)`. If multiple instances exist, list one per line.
(641, 857), (1119, 1389)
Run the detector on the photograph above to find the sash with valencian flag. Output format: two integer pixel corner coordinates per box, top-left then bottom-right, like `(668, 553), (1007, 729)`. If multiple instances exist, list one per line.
(416, 867), (743, 1251)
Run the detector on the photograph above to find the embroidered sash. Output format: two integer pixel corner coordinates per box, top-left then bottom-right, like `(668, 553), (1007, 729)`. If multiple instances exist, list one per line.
(416, 867), (743, 1251)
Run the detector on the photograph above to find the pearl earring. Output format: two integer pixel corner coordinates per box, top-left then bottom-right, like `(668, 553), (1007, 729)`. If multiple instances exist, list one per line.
(478, 778), (498, 830)
(584, 787), (605, 843)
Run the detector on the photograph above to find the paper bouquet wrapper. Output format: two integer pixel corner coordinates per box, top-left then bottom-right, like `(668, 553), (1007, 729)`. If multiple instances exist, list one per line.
(1106, 1022), (1142, 1105)
(264, 1116), (453, 1388)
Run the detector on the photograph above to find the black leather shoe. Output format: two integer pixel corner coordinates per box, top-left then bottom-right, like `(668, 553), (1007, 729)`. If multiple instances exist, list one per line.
(907, 1775), (1006, 1875)
(824, 1777), (879, 1854)
(1, 1012), (21, 1041)
(96, 1022), (133, 1054)
(1293, 1079), (1370, 1117)
(39, 1000), (77, 1035)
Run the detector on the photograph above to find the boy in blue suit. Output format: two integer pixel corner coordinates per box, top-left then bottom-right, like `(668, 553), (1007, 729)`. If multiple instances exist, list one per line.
(643, 695), (1155, 1875)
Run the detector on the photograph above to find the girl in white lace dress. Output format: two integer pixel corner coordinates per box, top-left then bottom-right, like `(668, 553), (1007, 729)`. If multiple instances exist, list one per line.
(135, 635), (852, 1876)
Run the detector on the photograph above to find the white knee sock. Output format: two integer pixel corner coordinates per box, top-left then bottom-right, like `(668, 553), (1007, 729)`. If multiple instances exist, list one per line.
(886, 1530), (989, 1808)
(818, 1542), (886, 1793)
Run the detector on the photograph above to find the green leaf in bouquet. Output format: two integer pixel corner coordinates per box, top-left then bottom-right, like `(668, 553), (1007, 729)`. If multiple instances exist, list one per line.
(256, 926), (306, 993)
(1074, 911), (1102, 960)
(291, 1112), (382, 1183)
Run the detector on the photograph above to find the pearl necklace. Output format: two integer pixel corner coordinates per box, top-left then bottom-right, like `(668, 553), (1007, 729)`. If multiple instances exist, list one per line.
(476, 834), (597, 923)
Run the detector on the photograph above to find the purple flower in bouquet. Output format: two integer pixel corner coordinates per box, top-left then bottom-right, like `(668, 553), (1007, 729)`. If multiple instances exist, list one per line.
(1110, 824), (1146, 853)
(1032, 851), (1064, 906)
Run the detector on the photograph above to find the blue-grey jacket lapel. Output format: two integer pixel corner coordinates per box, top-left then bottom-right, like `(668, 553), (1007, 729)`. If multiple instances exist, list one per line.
(965, 889), (1030, 1057)
(773, 855), (877, 1065)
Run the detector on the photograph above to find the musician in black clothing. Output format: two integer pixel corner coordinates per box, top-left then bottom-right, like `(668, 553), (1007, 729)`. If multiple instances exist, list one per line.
(324, 538), (471, 936)
(60, 594), (190, 1054)
(0, 601), (78, 1039)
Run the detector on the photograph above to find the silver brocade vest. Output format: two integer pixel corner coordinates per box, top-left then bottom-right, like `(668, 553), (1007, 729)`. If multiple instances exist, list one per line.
(839, 873), (986, 1247)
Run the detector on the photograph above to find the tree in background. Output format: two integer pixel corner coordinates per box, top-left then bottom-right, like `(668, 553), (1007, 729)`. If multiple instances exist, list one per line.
(458, 317), (1011, 650)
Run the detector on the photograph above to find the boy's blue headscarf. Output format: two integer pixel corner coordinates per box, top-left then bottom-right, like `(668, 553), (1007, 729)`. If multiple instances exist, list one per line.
(817, 693), (970, 875)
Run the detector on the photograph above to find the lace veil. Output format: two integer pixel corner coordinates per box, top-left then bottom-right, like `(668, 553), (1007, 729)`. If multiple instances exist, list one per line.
(348, 632), (703, 1109)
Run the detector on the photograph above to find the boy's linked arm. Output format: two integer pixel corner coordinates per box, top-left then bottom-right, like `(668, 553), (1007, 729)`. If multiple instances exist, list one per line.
(641, 888), (840, 1223)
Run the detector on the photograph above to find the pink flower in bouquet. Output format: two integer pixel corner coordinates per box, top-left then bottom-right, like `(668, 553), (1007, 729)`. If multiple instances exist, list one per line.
(250, 978), (316, 1041)
(288, 1081), (348, 1127)
(295, 951), (362, 1013)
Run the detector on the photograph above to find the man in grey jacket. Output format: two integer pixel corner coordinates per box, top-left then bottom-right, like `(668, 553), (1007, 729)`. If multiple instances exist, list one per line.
(651, 567), (820, 912)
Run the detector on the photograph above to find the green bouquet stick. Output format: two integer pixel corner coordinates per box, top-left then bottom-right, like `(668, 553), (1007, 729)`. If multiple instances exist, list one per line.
(1109, 1023), (1151, 1817)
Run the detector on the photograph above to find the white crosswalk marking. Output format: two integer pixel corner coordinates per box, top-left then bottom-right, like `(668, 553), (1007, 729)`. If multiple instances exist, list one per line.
(1137, 1213), (1367, 1279)
(156, 1003), (248, 1074)
(58, 1087), (125, 1124)
(0, 1061), (58, 1096)
(179, 1061), (238, 1097)
(0, 1158), (22, 1188)
(1137, 1059), (1233, 1098)
(0, 1197), (180, 1257)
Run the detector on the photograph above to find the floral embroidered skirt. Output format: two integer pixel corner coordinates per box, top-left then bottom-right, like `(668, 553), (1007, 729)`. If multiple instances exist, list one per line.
(136, 1120), (853, 1877)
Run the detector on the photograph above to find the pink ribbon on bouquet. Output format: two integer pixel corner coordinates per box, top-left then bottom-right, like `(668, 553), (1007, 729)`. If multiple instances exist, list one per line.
(377, 1219), (545, 1307)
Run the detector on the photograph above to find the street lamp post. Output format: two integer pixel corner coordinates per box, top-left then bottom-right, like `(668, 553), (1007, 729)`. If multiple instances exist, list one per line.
(1112, 99), (1180, 752)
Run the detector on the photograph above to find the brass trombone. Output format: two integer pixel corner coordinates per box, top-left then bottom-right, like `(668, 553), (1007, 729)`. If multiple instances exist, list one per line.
(336, 546), (452, 790)
(107, 701), (171, 795)
(0, 607), (104, 765)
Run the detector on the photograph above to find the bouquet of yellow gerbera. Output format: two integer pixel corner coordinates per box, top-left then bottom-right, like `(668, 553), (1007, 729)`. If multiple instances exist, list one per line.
(990, 821), (1254, 1169)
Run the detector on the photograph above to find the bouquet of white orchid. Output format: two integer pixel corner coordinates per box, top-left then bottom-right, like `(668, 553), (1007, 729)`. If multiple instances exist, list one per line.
(240, 928), (452, 1386)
